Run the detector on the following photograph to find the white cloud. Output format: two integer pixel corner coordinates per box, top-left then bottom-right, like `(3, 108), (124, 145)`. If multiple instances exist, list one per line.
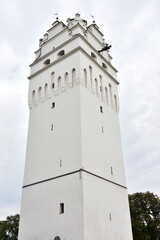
(0, 44), (20, 80)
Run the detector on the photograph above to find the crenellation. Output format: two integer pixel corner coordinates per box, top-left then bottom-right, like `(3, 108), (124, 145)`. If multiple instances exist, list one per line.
(29, 64), (119, 112)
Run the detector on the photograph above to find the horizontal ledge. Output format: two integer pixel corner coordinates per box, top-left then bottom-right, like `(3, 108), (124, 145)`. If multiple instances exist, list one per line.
(28, 46), (118, 85)
(23, 168), (127, 189)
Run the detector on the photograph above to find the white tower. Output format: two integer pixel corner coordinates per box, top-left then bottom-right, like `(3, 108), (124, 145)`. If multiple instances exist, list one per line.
(18, 13), (133, 240)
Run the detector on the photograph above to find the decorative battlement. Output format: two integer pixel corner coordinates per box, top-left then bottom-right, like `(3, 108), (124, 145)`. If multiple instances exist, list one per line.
(29, 65), (119, 112)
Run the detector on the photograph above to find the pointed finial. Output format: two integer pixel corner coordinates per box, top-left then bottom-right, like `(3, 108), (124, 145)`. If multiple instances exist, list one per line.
(90, 14), (95, 23)
(54, 11), (59, 20)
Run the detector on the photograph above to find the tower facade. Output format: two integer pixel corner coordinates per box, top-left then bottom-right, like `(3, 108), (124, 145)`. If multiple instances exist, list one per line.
(18, 14), (133, 240)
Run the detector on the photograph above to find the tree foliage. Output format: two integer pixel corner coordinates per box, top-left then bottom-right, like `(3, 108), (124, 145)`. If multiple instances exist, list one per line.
(0, 192), (159, 240)
(0, 214), (19, 240)
(129, 192), (160, 240)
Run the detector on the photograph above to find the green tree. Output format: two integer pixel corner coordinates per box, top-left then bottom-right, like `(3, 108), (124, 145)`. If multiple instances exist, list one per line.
(0, 214), (19, 240)
(129, 192), (160, 240)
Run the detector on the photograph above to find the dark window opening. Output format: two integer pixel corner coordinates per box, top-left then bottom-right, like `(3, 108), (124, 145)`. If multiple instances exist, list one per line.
(111, 167), (113, 175)
(52, 83), (55, 89)
(51, 124), (53, 131)
(102, 126), (104, 133)
(59, 203), (64, 214)
(100, 106), (103, 113)
(57, 50), (65, 57)
(52, 102), (55, 108)
(60, 159), (62, 167)
(43, 59), (50, 65)
(54, 236), (61, 240)
(109, 213), (112, 220)
(91, 52), (97, 59)
(102, 62), (107, 69)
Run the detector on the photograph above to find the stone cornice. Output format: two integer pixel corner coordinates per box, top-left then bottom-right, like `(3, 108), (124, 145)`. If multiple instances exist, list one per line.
(30, 34), (117, 74)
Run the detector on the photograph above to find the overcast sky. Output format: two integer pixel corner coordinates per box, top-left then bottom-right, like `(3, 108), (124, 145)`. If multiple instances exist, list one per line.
(0, 0), (160, 220)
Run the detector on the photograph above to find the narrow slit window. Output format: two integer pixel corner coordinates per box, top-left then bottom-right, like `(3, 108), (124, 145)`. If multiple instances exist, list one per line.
(109, 213), (112, 221)
(89, 66), (93, 89)
(32, 90), (35, 103)
(95, 79), (98, 96)
(51, 72), (55, 89)
(52, 102), (55, 108)
(100, 106), (103, 113)
(84, 69), (87, 88)
(59, 203), (64, 214)
(111, 167), (113, 175)
(105, 87), (108, 104)
(102, 126), (104, 133)
(109, 84), (113, 107)
(51, 124), (53, 131)
(60, 159), (62, 167)
(38, 87), (42, 101)
(114, 95), (118, 112)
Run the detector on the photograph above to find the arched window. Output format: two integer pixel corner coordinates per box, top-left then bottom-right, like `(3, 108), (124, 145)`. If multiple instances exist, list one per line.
(105, 87), (108, 104)
(58, 76), (61, 91)
(38, 87), (42, 101)
(43, 59), (50, 65)
(32, 90), (35, 103)
(109, 83), (113, 107)
(99, 75), (103, 98)
(44, 83), (48, 97)
(89, 66), (93, 90)
(65, 72), (69, 89)
(84, 69), (87, 88)
(102, 62), (107, 70)
(95, 78), (98, 96)
(72, 68), (76, 86)
(91, 52), (97, 59)
(114, 95), (118, 111)
(57, 50), (65, 57)
(54, 236), (61, 240)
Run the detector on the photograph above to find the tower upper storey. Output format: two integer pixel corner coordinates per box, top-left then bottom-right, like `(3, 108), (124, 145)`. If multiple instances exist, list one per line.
(29, 13), (117, 80)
